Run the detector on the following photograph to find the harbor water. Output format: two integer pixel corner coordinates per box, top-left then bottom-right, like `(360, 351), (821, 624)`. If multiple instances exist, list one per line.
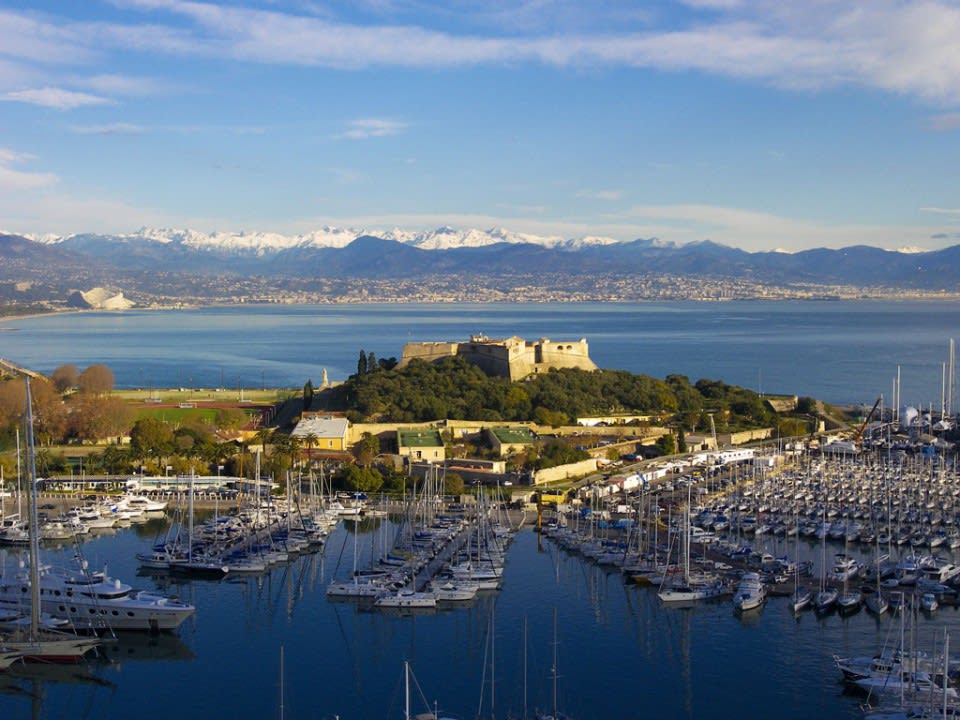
(5, 511), (960, 720)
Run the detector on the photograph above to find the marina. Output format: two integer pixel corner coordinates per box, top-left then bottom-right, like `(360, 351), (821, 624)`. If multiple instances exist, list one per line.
(1, 447), (960, 718)
(2, 301), (960, 716)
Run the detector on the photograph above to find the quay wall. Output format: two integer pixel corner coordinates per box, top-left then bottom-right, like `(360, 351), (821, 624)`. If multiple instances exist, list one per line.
(532, 458), (600, 485)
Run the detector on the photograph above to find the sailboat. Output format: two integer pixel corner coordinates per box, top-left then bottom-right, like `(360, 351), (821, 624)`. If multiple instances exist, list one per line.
(402, 660), (458, 720)
(2, 378), (101, 663)
(536, 609), (573, 720)
(813, 507), (838, 613)
(865, 531), (889, 616)
(657, 485), (724, 604)
(789, 508), (812, 612)
(836, 529), (863, 614)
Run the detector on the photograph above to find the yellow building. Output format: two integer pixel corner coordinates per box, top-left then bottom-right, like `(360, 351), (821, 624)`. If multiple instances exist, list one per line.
(291, 415), (349, 452)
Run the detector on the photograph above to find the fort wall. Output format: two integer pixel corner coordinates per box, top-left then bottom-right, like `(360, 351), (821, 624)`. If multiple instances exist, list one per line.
(399, 335), (597, 380)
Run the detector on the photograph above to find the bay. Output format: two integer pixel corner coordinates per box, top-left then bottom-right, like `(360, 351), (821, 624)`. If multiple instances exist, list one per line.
(1, 299), (959, 406)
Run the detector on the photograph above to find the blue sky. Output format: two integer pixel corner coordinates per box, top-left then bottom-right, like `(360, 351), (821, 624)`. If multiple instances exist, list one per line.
(2, 0), (960, 252)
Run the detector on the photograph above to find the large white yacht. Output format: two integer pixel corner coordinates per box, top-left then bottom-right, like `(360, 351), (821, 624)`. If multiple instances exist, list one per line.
(0, 561), (195, 632)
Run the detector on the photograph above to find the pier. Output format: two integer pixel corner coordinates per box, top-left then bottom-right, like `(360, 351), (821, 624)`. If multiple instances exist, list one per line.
(0, 357), (45, 381)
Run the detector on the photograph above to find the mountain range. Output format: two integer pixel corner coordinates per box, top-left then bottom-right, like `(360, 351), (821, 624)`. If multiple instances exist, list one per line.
(1, 227), (959, 300)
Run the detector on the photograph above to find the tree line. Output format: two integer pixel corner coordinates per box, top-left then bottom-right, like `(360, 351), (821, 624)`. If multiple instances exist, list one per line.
(332, 354), (781, 432)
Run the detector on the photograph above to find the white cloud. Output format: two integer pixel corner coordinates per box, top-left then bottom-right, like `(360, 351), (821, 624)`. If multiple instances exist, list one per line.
(78, 73), (176, 96)
(1, 87), (113, 110)
(70, 123), (145, 135)
(0, 148), (59, 190)
(338, 118), (408, 139)
(577, 189), (623, 201)
(5, 2), (960, 104)
(921, 207), (960, 215)
(0, 9), (98, 64)
(613, 203), (947, 252)
(928, 113), (960, 131)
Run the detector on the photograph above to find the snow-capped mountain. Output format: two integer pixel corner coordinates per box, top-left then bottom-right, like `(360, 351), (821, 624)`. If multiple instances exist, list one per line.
(32, 226), (621, 254)
(7, 227), (960, 292)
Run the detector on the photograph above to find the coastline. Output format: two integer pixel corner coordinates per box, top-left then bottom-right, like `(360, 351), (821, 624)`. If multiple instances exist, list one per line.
(5, 291), (960, 324)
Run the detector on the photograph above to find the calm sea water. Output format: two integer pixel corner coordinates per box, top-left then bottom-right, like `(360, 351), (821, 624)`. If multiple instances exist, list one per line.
(4, 518), (959, 720)
(1, 300), (959, 405)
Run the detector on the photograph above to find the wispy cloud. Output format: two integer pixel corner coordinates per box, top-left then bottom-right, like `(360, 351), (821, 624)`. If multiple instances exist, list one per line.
(70, 122), (144, 135)
(921, 207), (960, 215)
(5, 3), (960, 104)
(927, 113), (960, 131)
(0, 148), (58, 190)
(611, 203), (944, 253)
(577, 189), (622, 201)
(338, 118), (408, 139)
(78, 73), (176, 96)
(1, 87), (113, 110)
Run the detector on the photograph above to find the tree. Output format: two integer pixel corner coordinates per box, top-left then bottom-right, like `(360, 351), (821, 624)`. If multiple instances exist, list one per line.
(101, 445), (133, 474)
(334, 464), (383, 493)
(302, 432), (318, 467)
(51, 365), (80, 393)
(536, 440), (589, 469)
(357, 349), (367, 377)
(215, 407), (247, 430)
(533, 406), (569, 428)
(303, 379), (314, 410)
(797, 396), (817, 414)
(356, 432), (380, 466)
(443, 472), (464, 497)
(130, 417), (174, 461)
(655, 433), (676, 455)
(78, 364), (115, 394)
(366, 352), (378, 374)
(68, 395), (135, 442)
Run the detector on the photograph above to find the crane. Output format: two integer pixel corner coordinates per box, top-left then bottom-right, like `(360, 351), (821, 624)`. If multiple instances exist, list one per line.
(853, 396), (882, 447)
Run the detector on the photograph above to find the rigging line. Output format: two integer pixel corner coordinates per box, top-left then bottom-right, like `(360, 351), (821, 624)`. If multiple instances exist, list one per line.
(476, 611), (491, 720)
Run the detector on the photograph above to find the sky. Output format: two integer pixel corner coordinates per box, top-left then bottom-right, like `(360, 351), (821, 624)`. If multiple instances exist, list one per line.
(1, 0), (960, 252)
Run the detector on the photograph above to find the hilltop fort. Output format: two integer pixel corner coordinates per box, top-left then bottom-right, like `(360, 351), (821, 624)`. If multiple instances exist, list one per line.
(399, 334), (598, 381)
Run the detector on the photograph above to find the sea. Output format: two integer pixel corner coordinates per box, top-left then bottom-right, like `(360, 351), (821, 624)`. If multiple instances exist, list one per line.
(1, 299), (959, 406)
(0, 299), (959, 718)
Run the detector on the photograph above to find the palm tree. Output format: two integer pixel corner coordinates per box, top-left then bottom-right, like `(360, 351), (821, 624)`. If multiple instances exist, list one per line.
(303, 433), (318, 469)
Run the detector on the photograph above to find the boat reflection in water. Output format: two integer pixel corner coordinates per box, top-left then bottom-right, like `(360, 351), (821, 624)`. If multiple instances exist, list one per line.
(100, 632), (195, 666)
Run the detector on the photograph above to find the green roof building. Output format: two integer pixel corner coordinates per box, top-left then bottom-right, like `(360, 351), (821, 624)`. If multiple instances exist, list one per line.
(487, 426), (536, 457)
(397, 429), (445, 463)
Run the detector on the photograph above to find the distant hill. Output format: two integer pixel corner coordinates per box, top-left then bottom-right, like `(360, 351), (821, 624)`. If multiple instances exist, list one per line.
(1, 227), (959, 305)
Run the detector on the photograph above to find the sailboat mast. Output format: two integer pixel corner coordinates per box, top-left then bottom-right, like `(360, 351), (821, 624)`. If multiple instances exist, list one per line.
(523, 615), (528, 720)
(404, 660), (411, 720)
(188, 470), (194, 560)
(551, 606), (559, 719)
(23, 378), (41, 639)
(279, 645), (285, 720)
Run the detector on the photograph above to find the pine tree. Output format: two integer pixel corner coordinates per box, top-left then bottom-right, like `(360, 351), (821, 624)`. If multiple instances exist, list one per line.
(357, 349), (367, 376)
(303, 379), (314, 410)
(367, 352), (378, 373)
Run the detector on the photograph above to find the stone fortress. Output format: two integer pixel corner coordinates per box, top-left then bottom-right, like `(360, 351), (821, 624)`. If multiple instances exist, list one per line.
(398, 334), (598, 381)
